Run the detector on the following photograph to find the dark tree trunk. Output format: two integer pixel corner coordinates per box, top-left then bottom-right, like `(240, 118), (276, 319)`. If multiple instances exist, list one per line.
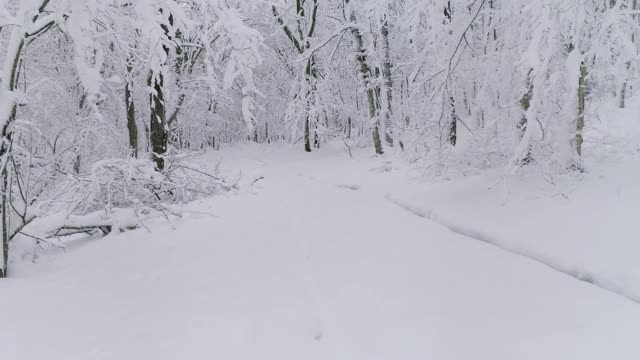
(575, 61), (587, 157)
(381, 15), (394, 147)
(304, 115), (311, 152)
(448, 96), (457, 146)
(518, 68), (534, 164)
(0, 39), (23, 279)
(149, 71), (168, 170)
(125, 74), (138, 157)
(148, 10), (173, 170)
(125, 58), (138, 158)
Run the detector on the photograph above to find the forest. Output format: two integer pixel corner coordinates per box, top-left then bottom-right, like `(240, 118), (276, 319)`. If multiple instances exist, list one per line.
(1, 1), (640, 358)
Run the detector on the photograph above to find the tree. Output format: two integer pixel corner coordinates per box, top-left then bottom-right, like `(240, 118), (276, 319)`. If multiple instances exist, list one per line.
(0, 0), (56, 278)
(380, 6), (394, 147)
(575, 60), (587, 157)
(345, 0), (383, 155)
(125, 56), (138, 158)
(272, 0), (320, 152)
(0, 0), (263, 277)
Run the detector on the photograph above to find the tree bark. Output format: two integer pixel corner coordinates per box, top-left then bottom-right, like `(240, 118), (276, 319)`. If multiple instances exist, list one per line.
(149, 10), (173, 170)
(518, 68), (534, 164)
(304, 59), (316, 152)
(381, 15), (394, 147)
(575, 61), (587, 157)
(0, 34), (24, 278)
(346, 0), (383, 155)
(448, 96), (457, 146)
(0, 166), (8, 278)
(125, 61), (138, 158)
(149, 71), (168, 170)
(620, 61), (630, 108)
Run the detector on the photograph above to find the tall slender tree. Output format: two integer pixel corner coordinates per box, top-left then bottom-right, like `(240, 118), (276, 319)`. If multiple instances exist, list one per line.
(345, 0), (383, 155)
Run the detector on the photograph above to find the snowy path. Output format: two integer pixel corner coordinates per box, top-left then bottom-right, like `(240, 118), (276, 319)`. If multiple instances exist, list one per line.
(2, 146), (640, 359)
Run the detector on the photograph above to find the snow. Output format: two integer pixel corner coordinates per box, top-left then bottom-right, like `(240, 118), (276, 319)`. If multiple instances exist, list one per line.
(4, 1), (640, 357)
(2, 142), (640, 359)
(386, 160), (640, 301)
(377, 98), (640, 303)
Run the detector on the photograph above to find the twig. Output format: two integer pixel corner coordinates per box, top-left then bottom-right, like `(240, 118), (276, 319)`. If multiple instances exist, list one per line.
(341, 133), (353, 158)
(251, 176), (265, 186)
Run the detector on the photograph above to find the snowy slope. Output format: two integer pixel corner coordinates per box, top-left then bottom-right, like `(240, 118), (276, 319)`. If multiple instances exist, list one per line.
(382, 98), (640, 303)
(2, 144), (640, 359)
(385, 160), (640, 301)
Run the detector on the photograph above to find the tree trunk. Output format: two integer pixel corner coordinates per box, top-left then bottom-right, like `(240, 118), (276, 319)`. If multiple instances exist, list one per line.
(575, 61), (587, 157)
(444, 2), (458, 147)
(0, 167), (8, 278)
(346, 0), (383, 155)
(125, 76), (138, 157)
(124, 56), (138, 157)
(149, 10), (173, 170)
(448, 96), (457, 146)
(381, 15), (394, 147)
(0, 37), (24, 279)
(149, 71), (168, 170)
(304, 59), (315, 152)
(367, 83), (383, 154)
(620, 61), (630, 108)
(0, 0), (53, 277)
(518, 68), (534, 164)
(304, 115), (311, 152)
(273, 1), (318, 153)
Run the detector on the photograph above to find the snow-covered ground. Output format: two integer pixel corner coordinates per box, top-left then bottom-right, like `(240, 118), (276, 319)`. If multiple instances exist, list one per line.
(2, 142), (640, 359)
